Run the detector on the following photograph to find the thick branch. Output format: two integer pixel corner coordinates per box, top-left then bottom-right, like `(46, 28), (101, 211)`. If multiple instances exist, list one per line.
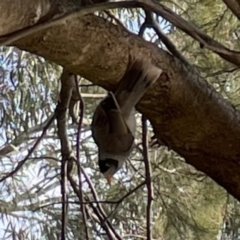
(1, 0), (240, 67)
(1, 0), (240, 201)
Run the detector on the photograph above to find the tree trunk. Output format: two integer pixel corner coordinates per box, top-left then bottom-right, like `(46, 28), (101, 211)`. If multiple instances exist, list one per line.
(1, 0), (240, 200)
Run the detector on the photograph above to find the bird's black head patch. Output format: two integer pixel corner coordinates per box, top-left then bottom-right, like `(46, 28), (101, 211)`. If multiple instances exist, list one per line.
(98, 158), (118, 173)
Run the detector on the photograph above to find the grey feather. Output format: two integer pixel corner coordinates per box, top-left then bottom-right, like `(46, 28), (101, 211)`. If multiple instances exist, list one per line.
(91, 60), (162, 180)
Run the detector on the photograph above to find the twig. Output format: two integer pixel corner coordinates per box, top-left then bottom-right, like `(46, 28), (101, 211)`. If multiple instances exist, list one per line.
(34, 199), (134, 212)
(27, 156), (61, 162)
(33, 201), (76, 212)
(34, 183), (146, 212)
(80, 167), (123, 240)
(138, 20), (158, 239)
(138, 0), (240, 67)
(89, 200), (118, 240)
(74, 75), (89, 240)
(207, 67), (239, 77)
(0, 114), (55, 183)
(60, 155), (68, 240)
(104, 10), (126, 29)
(102, 181), (146, 226)
(113, 181), (146, 204)
(142, 116), (153, 240)
(151, 18), (189, 65)
(67, 173), (119, 240)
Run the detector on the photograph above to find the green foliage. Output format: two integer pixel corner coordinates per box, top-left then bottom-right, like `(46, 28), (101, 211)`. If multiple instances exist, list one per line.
(0, 0), (240, 239)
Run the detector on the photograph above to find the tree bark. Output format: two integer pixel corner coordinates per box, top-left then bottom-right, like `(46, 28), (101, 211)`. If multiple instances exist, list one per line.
(222, 0), (240, 20)
(1, 0), (240, 200)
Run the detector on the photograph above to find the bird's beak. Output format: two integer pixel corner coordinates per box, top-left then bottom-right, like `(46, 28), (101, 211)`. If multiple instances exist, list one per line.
(104, 174), (112, 185)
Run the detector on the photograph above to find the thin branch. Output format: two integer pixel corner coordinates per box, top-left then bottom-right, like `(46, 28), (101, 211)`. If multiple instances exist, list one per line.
(0, 114), (55, 183)
(0, 112), (55, 156)
(142, 116), (153, 240)
(206, 67), (239, 77)
(139, 10), (189, 66)
(67, 173), (119, 240)
(151, 18), (189, 65)
(80, 167), (123, 240)
(60, 155), (68, 240)
(115, 181), (146, 203)
(27, 156), (61, 162)
(74, 75), (89, 240)
(56, 69), (76, 240)
(101, 181), (146, 229)
(34, 199), (134, 212)
(104, 10), (126, 29)
(64, 123), (121, 240)
(139, 0), (240, 67)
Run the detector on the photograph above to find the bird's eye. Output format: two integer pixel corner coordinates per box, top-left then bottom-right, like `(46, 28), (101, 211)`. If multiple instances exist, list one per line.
(99, 158), (118, 174)
(99, 161), (111, 173)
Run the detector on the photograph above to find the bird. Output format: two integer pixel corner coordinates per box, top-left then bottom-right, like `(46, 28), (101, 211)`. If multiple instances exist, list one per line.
(91, 59), (162, 184)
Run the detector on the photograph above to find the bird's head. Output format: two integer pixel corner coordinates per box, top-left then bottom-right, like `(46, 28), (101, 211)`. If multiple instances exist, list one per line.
(98, 158), (123, 185)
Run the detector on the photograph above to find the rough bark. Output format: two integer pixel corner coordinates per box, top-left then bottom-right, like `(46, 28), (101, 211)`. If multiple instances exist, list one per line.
(1, 0), (240, 200)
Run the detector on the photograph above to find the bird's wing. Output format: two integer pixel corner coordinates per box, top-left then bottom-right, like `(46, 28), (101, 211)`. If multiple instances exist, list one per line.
(91, 104), (109, 145)
(107, 109), (130, 135)
(93, 92), (133, 135)
(92, 105), (134, 153)
(115, 60), (162, 116)
(103, 132), (134, 154)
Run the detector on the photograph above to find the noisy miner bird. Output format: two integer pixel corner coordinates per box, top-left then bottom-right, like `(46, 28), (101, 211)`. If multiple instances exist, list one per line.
(91, 60), (162, 184)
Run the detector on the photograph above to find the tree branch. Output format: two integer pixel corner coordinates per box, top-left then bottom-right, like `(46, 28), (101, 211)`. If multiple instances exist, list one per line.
(2, 0), (240, 68)
(4, 0), (240, 201)
(222, 0), (240, 20)
(67, 172), (121, 240)
(74, 75), (89, 240)
(139, 9), (189, 65)
(56, 69), (76, 240)
(0, 1), (138, 46)
(138, 0), (240, 67)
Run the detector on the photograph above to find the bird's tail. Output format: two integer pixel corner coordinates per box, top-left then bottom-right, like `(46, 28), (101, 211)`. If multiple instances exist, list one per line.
(115, 60), (162, 116)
